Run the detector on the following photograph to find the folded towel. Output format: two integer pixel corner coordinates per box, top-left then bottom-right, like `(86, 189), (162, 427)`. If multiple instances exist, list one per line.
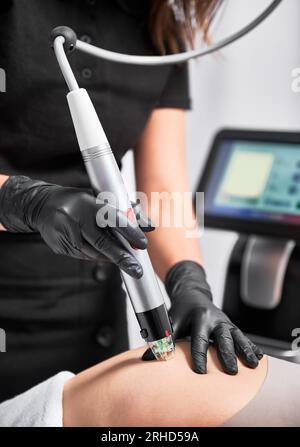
(0, 371), (75, 427)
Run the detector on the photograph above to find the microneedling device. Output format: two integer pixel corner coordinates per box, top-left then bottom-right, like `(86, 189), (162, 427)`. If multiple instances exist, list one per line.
(50, 27), (175, 361)
(49, 2), (282, 360)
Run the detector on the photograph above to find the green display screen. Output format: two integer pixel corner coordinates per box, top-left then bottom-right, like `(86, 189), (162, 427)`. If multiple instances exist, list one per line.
(203, 138), (300, 227)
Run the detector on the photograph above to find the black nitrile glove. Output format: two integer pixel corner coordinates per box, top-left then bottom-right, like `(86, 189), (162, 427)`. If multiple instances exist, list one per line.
(142, 260), (263, 374)
(0, 175), (154, 278)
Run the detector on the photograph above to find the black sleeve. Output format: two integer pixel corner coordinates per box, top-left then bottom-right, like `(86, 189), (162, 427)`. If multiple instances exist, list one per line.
(156, 62), (192, 110)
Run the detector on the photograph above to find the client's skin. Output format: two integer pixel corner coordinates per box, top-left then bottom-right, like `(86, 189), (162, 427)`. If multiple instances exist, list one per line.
(63, 340), (267, 427)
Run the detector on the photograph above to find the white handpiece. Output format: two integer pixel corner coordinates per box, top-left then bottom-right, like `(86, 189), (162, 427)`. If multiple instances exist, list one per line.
(67, 88), (175, 360)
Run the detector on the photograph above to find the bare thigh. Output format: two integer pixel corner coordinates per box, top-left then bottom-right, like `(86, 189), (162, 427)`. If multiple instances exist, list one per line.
(63, 340), (268, 427)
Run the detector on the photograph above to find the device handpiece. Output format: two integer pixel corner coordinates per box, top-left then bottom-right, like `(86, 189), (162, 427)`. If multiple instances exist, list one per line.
(67, 88), (175, 361)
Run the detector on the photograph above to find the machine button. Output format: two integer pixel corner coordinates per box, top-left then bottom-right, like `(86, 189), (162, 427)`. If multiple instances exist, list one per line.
(93, 263), (107, 282)
(140, 328), (148, 339)
(288, 185), (298, 195)
(81, 67), (93, 80)
(96, 325), (114, 348)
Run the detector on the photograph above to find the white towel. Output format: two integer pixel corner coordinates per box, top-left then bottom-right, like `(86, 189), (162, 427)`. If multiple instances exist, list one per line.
(0, 371), (75, 427)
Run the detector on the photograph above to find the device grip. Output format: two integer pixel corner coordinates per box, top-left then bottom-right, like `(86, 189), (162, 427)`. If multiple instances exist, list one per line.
(82, 146), (165, 313)
(66, 89), (172, 343)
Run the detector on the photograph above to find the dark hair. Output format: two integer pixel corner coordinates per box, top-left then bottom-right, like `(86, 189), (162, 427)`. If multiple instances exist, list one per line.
(149, 0), (222, 54)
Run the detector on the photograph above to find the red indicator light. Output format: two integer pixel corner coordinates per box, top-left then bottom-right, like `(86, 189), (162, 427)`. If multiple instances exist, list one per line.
(165, 329), (170, 337)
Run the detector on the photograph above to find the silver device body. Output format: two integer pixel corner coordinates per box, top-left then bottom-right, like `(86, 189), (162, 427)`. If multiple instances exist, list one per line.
(81, 143), (166, 314)
(65, 88), (174, 357)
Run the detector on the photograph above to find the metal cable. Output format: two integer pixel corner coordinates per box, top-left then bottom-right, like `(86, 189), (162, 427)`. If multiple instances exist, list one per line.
(75, 0), (283, 66)
(53, 36), (79, 91)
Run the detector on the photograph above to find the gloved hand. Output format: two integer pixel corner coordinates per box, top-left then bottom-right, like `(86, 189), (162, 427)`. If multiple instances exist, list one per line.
(142, 260), (263, 374)
(0, 175), (154, 278)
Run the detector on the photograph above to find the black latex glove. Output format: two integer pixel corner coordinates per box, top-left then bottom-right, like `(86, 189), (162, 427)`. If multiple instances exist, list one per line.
(142, 260), (263, 374)
(0, 175), (154, 278)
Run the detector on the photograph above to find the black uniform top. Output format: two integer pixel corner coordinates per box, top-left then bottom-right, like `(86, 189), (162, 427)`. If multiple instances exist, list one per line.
(0, 0), (191, 402)
(0, 0), (191, 187)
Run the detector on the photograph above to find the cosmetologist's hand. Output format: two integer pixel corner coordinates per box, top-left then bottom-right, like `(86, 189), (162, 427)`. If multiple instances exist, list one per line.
(0, 175), (154, 278)
(142, 260), (263, 374)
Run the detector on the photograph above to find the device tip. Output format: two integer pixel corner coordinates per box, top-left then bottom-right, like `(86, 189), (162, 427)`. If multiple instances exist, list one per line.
(148, 335), (175, 361)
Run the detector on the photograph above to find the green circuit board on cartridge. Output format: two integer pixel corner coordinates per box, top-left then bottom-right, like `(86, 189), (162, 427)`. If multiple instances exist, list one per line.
(149, 335), (175, 361)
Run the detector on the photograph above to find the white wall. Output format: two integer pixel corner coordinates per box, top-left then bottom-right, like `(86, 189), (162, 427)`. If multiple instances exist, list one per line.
(125, 0), (300, 347)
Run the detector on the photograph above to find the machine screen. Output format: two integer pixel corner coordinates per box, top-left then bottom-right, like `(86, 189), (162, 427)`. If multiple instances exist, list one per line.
(204, 139), (300, 225)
